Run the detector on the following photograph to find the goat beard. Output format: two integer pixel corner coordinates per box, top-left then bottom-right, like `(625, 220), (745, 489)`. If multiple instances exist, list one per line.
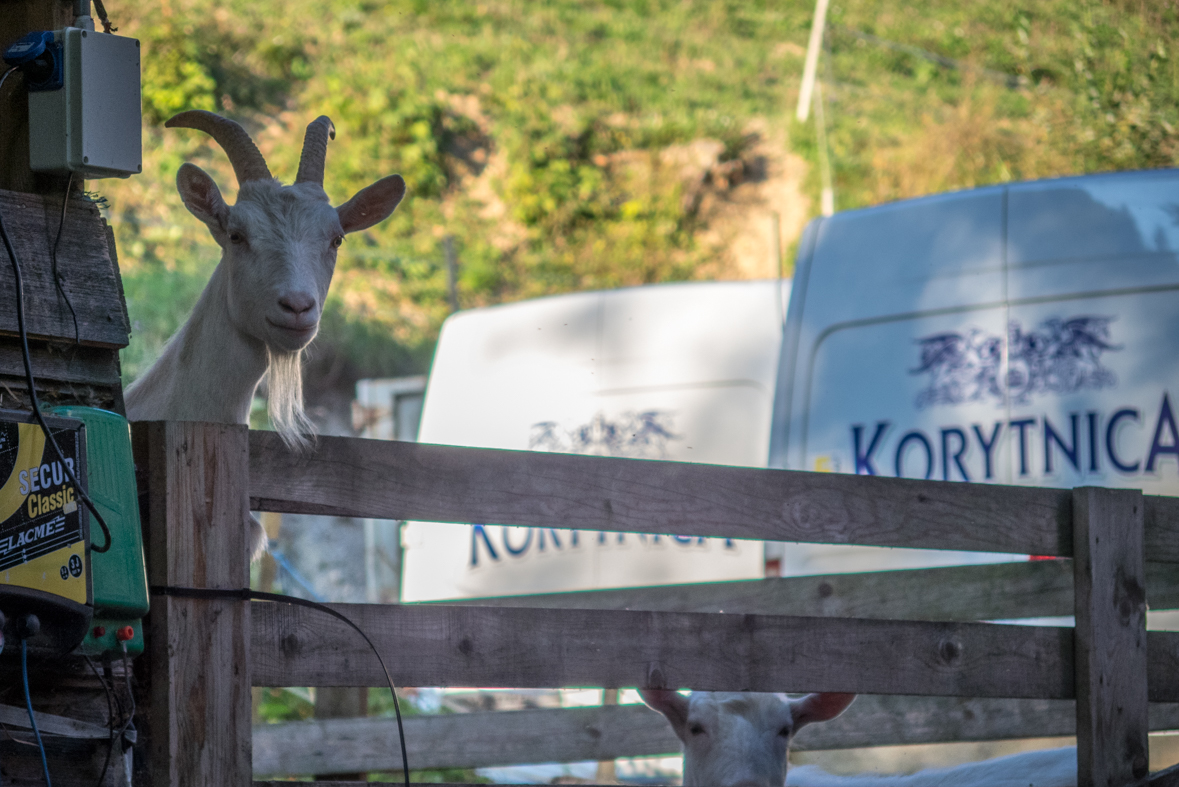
(265, 347), (315, 450)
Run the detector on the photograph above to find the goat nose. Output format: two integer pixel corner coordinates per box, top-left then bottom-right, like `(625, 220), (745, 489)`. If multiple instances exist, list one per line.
(278, 292), (316, 316)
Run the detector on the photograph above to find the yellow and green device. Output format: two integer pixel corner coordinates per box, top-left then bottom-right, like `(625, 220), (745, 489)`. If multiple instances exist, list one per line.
(0, 407), (148, 657)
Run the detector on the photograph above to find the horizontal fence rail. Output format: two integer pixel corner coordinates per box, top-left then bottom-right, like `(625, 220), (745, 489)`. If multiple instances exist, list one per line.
(252, 601), (1179, 702)
(253, 696), (1179, 777)
(256, 784), (569, 787)
(249, 432), (1179, 562)
(251, 602), (1089, 698)
(438, 560), (1179, 621)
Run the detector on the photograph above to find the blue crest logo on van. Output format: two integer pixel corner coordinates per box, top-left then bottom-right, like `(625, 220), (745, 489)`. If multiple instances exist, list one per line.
(529, 411), (680, 458)
(913, 316), (1121, 409)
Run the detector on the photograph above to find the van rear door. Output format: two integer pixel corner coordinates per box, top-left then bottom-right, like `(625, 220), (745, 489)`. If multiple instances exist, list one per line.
(403, 280), (787, 601)
(771, 169), (1179, 577)
(1003, 169), (1179, 494)
(770, 187), (1009, 574)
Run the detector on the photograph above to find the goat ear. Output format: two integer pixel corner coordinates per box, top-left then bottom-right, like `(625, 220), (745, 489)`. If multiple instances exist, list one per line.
(176, 163), (230, 242)
(337, 174), (406, 234)
(789, 693), (855, 729)
(639, 689), (691, 741)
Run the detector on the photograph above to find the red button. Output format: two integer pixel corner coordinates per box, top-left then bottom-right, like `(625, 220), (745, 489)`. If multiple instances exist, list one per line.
(115, 626), (134, 642)
(92, 626), (106, 638)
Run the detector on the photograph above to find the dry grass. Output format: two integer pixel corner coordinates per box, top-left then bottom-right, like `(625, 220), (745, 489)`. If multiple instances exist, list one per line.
(864, 83), (1076, 204)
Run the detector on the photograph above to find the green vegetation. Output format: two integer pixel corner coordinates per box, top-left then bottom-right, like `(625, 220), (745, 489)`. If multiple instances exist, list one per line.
(815, 1), (1179, 207)
(252, 687), (488, 783)
(100, 0), (1179, 388)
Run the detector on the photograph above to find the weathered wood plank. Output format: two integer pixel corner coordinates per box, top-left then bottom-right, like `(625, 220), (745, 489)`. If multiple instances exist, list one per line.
(1146, 762), (1179, 787)
(249, 433), (1179, 562)
(0, 702), (135, 742)
(249, 432), (1076, 556)
(251, 767), (1179, 787)
(0, 188), (130, 347)
(253, 703), (673, 776)
(252, 602), (1179, 701)
(252, 697), (1179, 777)
(438, 560), (1179, 621)
(251, 601), (1075, 699)
(256, 783), (559, 787)
(250, 774), (1179, 787)
(313, 688), (369, 780)
(0, 340), (122, 388)
(135, 422), (252, 787)
(1146, 495), (1179, 566)
(1151, 632), (1179, 703)
(1074, 487), (1150, 786)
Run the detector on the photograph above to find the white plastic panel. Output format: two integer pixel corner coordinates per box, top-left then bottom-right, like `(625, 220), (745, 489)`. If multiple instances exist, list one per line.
(404, 280), (788, 601)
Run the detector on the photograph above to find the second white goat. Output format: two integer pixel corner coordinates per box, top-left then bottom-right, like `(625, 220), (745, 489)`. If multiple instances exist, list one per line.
(640, 690), (1077, 787)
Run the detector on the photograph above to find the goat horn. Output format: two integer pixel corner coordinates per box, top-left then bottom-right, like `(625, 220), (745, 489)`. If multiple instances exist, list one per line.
(295, 116), (336, 186)
(165, 110), (273, 185)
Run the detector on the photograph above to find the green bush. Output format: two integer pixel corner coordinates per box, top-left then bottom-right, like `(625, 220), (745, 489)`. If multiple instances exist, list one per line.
(100, 0), (1179, 386)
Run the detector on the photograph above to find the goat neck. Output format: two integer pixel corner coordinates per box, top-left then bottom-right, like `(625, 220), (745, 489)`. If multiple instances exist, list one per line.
(124, 262), (268, 425)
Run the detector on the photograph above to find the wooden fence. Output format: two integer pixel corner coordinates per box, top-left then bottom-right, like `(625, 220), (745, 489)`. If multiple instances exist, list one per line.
(251, 558), (1179, 777)
(131, 423), (1179, 787)
(252, 695), (1179, 777)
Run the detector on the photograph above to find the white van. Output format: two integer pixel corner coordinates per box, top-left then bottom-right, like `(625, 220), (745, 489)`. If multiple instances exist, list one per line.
(402, 168), (1179, 602)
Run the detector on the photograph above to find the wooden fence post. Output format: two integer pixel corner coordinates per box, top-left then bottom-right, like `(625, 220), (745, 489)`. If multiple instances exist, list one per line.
(1073, 486), (1149, 786)
(133, 422), (252, 787)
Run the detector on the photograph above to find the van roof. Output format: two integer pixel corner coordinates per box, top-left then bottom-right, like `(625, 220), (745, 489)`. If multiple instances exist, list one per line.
(830, 166), (1179, 219)
(799, 167), (1179, 328)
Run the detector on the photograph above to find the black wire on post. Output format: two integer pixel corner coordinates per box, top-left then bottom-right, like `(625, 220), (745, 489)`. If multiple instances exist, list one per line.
(0, 199), (113, 552)
(83, 654), (121, 787)
(51, 171), (80, 347)
(151, 585), (411, 787)
(0, 65), (15, 98)
(117, 646), (136, 767)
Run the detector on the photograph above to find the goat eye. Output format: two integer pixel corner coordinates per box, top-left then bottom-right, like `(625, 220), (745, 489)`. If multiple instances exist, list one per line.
(229, 231), (245, 245)
(331, 236), (344, 249)
(688, 724), (705, 736)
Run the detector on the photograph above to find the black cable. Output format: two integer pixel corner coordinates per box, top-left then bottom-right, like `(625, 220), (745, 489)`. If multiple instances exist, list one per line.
(51, 171), (80, 347)
(20, 640), (51, 787)
(150, 585), (410, 787)
(83, 655), (120, 787)
(117, 645), (136, 760)
(0, 202), (112, 552)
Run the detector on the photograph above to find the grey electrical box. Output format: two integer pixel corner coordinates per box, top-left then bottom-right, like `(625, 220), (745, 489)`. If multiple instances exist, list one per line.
(28, 28), (141, 179)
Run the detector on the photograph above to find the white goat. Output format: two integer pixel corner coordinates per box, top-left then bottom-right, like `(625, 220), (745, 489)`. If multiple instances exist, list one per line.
(125, 110), (405, 557)
(639, 689), (855, 787)
(640, 690), (1077, 787)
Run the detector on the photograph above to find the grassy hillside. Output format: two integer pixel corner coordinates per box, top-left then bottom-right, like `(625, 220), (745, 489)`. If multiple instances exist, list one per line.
(97, 0), (1179, 395)
(816, 1), (1178, 205)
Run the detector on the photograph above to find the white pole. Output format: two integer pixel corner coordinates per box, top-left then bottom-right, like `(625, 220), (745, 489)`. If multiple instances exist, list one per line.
(814, 79), (835, 216)
(796, 0), (831, 123)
